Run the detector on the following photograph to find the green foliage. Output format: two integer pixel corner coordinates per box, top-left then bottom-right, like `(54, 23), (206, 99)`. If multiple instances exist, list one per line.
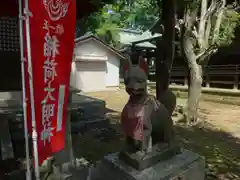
(96, 22), (120, 47)
(81, 0), (159, 47)
(183, 0), (201, 9)
(78, 0), (239, 50)
(121, 0), (159, 30)
(179, 0), (239, 48)
(216, 10), (240, 46)
(82, 4), (122, 47)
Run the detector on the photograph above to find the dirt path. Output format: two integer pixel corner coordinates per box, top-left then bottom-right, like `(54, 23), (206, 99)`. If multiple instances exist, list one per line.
(87, 90), (128, 112)
(198, 102), (240, 138)
(87, 89), (240, 138)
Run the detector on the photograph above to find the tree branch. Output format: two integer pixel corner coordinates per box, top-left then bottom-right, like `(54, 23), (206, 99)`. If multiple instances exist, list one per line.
(198, 0), (222, 49)
(226, 1), (240, 11)
(198, 0), (208, 48)
(212, 0), (226, 43)
(175, 18), (184, 33)
(192, 26), (198, 39)
(203, 0), (222, 20)
(198, 0), (223, 49)
(184, 8), (198, 30)
(204, 14), (212, 47)
(180, 8), (197, 60)
(196, 44), (218, 64)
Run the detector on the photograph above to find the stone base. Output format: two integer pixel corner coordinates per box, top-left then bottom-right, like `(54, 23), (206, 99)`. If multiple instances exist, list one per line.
(119, 143), (181, 170)
(92, 149), (205, 180)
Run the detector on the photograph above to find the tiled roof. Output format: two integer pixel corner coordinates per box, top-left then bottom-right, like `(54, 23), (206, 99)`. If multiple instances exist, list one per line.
(75, 34), (126, 59)
(119, 29), (161, 48)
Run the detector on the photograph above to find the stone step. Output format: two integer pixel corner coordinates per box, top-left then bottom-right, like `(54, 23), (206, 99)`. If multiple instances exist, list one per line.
(71, 118), (109, 134)
(71, 115), (105, 122)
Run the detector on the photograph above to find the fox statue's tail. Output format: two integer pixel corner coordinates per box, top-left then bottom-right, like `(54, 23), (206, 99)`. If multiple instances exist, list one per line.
(158, 89), (176, 116)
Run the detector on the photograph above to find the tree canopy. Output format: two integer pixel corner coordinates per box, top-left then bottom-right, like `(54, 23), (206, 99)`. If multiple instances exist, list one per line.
(217, 9), (240, 46)
(76, 0), (159, 46)
(76, 0), (240, 49)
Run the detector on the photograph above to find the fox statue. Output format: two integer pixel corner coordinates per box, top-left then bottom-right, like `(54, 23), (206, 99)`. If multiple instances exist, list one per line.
(120, 52), (177, 159)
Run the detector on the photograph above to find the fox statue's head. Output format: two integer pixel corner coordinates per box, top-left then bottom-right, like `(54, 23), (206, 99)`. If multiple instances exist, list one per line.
(123, 52), (148, 97)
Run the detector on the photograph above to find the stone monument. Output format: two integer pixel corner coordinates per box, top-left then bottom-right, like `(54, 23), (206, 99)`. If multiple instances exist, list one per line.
(90, 53), (206, 180)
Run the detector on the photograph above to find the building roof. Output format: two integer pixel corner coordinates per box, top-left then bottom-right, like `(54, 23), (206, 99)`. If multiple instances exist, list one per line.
(75, 34), (126, 60)
(118, 28), (142, 34)
(130, 31), (162, 45)
(119, 29), (158, 49)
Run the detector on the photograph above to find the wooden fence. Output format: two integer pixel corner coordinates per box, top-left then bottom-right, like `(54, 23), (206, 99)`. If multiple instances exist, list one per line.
(149, 64), (240, 90)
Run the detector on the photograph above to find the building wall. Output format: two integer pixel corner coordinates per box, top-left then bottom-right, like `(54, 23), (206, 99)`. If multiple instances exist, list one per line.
(75, 61), (106, 92)
(106, 53), (120, 87)
(71, 38), (120, 91)
(75, 39), (108, 57)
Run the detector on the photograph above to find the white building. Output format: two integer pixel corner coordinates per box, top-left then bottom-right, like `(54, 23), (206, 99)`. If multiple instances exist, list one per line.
(71, 35), (126, 92)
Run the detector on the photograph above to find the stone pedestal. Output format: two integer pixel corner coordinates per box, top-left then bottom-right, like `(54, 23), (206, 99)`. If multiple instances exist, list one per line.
(119, 144), (181, 170)
(92, 149), (205, 180)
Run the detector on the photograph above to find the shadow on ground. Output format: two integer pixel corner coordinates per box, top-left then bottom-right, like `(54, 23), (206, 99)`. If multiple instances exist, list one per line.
(175, 123), (240, 180)
(72, 112), (124, 163)
(72, 109), (240, 180)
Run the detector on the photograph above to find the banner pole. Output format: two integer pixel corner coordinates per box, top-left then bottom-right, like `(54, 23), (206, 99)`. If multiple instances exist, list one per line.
(18, 0), (32, 179)
(23, 0), (40, 179)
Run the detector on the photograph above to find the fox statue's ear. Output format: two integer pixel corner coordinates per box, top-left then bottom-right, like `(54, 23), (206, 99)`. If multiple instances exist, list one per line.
(138, 56), (148, 73)
(124, 58), (132, 73)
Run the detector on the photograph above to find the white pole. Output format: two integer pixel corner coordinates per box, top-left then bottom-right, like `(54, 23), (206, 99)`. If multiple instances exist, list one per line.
(23, 0), (40, 179)
(18, 0), (31, 179)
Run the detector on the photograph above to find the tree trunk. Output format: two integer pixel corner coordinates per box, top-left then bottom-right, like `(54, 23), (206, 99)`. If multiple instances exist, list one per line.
(182, 19), (202, 124)
(156, 0), (176, 100)
(186, 61), (202, 124)
(180, 0), (226, 124)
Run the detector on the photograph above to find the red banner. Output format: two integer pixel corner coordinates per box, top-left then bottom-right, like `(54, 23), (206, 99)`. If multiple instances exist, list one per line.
(25, 0), (76, 164)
